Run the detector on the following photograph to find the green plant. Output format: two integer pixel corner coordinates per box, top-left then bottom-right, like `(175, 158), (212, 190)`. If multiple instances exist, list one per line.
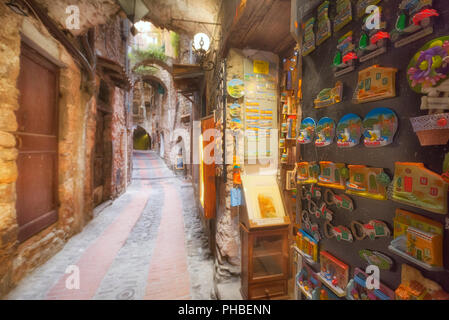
(129, 44), (167, 67)
(134, 65), (159, 75)
(170, 31), (180, 58)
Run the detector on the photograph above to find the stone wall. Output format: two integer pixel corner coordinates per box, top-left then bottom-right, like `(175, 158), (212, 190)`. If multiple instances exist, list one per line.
(0, 3), (131, 297)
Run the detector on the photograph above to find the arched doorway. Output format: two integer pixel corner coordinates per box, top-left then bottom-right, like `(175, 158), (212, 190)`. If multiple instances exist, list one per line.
(159, 132), (165, 158)
(133, 126), (152, 150)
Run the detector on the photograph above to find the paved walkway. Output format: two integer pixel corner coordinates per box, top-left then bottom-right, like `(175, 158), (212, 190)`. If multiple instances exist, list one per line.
(5, 151), (214, 300)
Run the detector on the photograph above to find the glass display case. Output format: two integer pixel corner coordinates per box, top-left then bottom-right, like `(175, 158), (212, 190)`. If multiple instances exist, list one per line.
(240, 224), (290, 300)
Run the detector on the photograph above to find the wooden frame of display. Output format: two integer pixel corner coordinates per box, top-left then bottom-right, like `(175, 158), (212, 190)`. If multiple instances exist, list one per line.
(240, 175), (291, 230)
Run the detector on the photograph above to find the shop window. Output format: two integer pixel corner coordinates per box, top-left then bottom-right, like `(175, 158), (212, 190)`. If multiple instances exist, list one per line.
(404, 176), (413, 193)
(424, 248), (431, 259)
(382, 77), (388, 86)
(430, 187), (438, 197)
(365, 78), (371, 91)
(324, 168), (331, 176)
(355, 173), (364, 183)
(376, 73), (382, 80)
(420, 177), (428, 185)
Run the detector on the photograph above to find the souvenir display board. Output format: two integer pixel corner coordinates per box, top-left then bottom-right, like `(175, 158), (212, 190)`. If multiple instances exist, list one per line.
(298, 0), (449, 295)
(243, 55), (278, 161)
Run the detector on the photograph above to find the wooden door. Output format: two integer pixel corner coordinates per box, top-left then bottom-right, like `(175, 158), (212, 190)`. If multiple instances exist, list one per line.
(201, 116), (216, 219)
(16, 42), (59, 242)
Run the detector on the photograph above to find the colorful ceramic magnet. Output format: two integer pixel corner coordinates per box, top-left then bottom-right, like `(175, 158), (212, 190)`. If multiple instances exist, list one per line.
(407, 37), (449, 146)
(359, 250), (394, 270)
(389, 209), (444, 271)
(301, 184), (322, 201)
(346, 165), (390, 200)
(350, 220), (391, 240)
(337, 114), (362, 148)
(318, 162), (347, 190)
(355, 65), (397, 103)
(410, 113), (449, 146)
(392, 162), (448, 215)
(301, 210), (321, 242)
(296, 230), (319, 263)
(334, 0), (352, 32)
(302, 17), (316, 57)
(357, 7), (390, 62)
(395, 264), (449, 300)
(227, 78), (244, 98)
(316, 1), (332, 46)
(362, 108), (398, 147)
(314, 81), (343, 109)
(324, 221), (353, 242)
(297, 162), (320, 185)
(347, 268), (395, 300)
(297, 264), (322, 300)
(298, 117), (316, 144)
(309, 201), (334, 221)
(356, 0), (381, 18)
(324, 189), (354, 211)
(315, 117), (335, 147)
(333, 31), (357, 77)
(407, 37), (449, 93)
(390, 0), (439, 48)
(229, 103), (241, 118)
(319, 252), (349, 298)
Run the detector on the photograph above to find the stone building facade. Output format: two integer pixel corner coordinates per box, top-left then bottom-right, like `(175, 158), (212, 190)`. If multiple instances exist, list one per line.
(131, 27), (193, 176)
(0, 2), (132, 297)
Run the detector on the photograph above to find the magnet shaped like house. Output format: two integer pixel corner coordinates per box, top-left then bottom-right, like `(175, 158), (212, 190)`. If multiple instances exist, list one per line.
(346, 165), (390, 200)
(316, 1), (332, 46)
(297, 162), (320, 185)
(314, 81), (343, 109)
(354, 65), (397, 103)
(392, 162), (448, 214)
(318, 162), (347, 190)
(390, 0), (439, 48)
(334, 0), (352, 32)
(302, 17), (316, 57)
(389, 209), (443, 271)
(395, 264), (449, 300)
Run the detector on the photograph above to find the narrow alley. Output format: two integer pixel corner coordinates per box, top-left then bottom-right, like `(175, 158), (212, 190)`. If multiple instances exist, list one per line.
(2, 0), (449, 307)
(6, 151), (214, 300)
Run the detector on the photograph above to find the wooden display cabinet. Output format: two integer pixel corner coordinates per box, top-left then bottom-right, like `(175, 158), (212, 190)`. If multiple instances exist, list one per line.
(240, 223), (290, 300)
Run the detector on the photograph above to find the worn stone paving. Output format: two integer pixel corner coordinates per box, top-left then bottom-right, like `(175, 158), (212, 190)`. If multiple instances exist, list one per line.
(5, 151), (214, 300)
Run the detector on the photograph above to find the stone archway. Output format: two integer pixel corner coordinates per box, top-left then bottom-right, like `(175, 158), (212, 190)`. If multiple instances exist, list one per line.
(133, 126), (151, 150)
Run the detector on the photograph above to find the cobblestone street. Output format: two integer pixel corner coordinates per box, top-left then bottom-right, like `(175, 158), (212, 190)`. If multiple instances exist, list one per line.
(5, 152), (214, 300)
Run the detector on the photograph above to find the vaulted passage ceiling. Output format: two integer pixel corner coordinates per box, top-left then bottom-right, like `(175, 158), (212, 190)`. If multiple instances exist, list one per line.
(140, 0), (221, 36)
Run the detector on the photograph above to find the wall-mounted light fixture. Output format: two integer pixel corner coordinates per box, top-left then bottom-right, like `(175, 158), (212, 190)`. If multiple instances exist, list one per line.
(192, 33), (215, 71)
(6, 0), (28, 16)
